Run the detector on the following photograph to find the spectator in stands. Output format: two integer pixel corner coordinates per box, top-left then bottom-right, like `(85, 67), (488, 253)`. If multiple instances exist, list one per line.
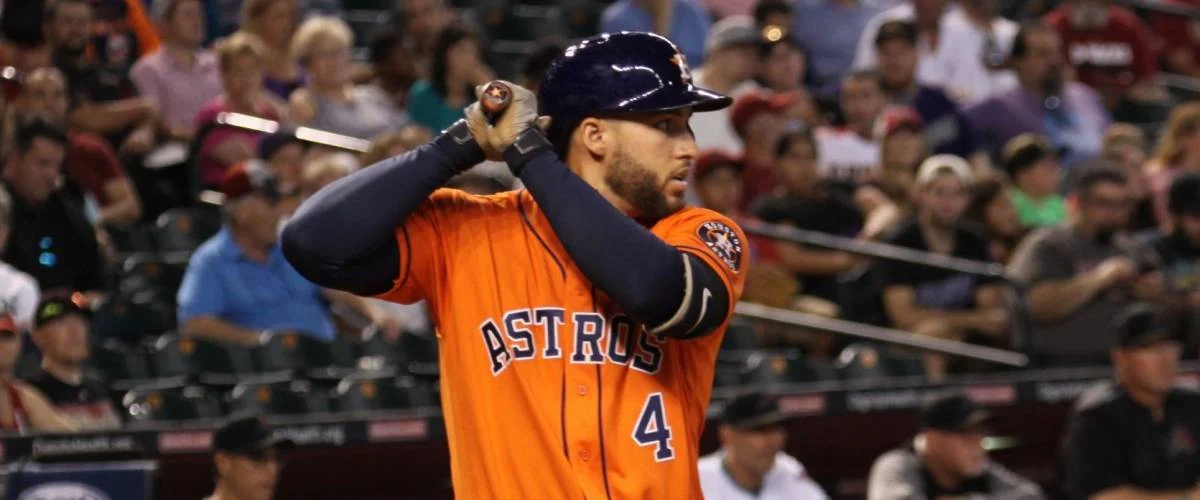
(237, 0), (301, 99)
(1, 118), (105, 301)
(178, 161), (397, 345)
(406, 22), (495, 134)
(367, 30), (417, 110)
(730, 91), (793, 207)
(299, 155), (354, 201)
(791, 0), (881, 87)
(936, 0), (1020, 104)
(867, 393), (1045, 499)
(130, 0), (222, 144)
(871, 20), (978, 158)
(1044, 0), (1163, 111)
(195, 32), (284, 190)
(752, 128), (864, 304)
(397, 0), (454, 80)
(600, 0), (712, 65)
(1147, 104), (1200, 232)
(853, 0), (953, 84)
(1004, 134), (1066, 228)
(756, 29), (809, 94)
(0, 313), (75, 432)
(519, 39), (567, 94)
(691, 16), (762, 155)
(1061, 303), (1200, 500)
(1151, 2), (1200, 79)
(698, 391), (829, 499)
(963, 22), (1110, 168)
(86, 0), (161, 70)
(754, 0), (794, 28)
(206, 415), (290, 500)
(878, 155), (1008, 379)
(858, 107), (925, 213)
(257, 131), (305, 195)
(16, 67), (143, 226)
(1008, 166), (1162, 365)
(0, 187), (39, 330)
(1153, 173), (1200, 311)
(816, 71), (886, 184)
(46, 0), (158, 156)
(28, 297), (121, 430)
(965, 174), (1025, 264)
(288, 17), (411, 139)
(358, 126), (431, 168)
(1102, 123), (1156, 232)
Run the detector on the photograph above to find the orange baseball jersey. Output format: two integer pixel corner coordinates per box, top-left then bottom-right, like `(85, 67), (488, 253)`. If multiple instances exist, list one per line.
(376, 188), (748, 499)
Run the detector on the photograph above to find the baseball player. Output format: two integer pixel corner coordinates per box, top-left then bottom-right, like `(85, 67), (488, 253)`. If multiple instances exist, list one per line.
(282, 32), (746, 499)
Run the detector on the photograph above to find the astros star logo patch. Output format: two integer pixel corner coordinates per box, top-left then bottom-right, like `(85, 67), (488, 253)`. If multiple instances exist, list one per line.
(671, 52), (693, 84)
(697, 221), (742, 272)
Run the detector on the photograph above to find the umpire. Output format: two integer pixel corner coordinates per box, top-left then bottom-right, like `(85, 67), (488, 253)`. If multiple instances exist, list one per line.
(1062, 303), (1200, 499)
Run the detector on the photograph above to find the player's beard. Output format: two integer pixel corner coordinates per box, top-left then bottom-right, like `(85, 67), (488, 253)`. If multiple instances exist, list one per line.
(606, 147), (681, 224)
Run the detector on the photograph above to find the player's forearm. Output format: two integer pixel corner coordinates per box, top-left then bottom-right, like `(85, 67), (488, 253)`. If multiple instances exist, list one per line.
(1028, 273), (1109, 322)
(281, 120), (483, 295)
(511, 147), (687, 327)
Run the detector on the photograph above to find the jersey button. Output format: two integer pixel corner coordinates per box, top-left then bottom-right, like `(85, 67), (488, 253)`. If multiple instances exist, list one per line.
(579, 449), (591, 462)
(577, 385), (587, 396)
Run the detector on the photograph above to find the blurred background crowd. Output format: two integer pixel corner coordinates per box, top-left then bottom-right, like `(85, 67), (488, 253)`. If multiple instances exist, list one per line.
(0, 0), (1197, 494)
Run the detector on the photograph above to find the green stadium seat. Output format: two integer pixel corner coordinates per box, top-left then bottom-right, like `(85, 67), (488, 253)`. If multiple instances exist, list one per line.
(123, 385), (223, 423)
(154, 208), (221, 253)
(333, 375), (435, 412)
(228, 380), (331, 416)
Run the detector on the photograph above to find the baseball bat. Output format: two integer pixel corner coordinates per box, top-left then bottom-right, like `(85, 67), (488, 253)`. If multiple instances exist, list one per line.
(479, 80), (513, 126)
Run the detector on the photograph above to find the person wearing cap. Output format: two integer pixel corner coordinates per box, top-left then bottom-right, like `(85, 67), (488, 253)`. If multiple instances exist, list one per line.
(730, 91), (795, 208)
(130, 0), (223, 144)
(756, 26), (809, 93)
(0, 313), (75, 433)
(815, 70), (886, 185)
(0, 185), (40, 330)
(1004, 134), (1066, 229)
(1008, 165), (1162, 365)
(16, 66), (144, 227)
(861, 106), (926, 213)
(690, 16), (763, 155)
(257, 130), (307, 218)
(205, 414), (292, 500)
(1062, 303), (1200, 500)
(871, 20), (980, 159)
(698, 392), (828, 500)
(1, 117), (106, 303)
(178, 161), (400, 346)
(867, 393), (1045, 499)
(27, 297), (121, 430)
(878, 155), (1010, 379)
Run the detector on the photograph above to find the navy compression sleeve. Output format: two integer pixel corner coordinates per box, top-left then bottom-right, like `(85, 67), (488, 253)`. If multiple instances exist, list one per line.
(281, 121), (483, 296)
(509, 146), (729, 335)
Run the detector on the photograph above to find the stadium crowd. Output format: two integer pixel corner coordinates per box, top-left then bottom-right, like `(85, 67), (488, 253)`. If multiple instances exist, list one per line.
(0, 0), (1198, 496)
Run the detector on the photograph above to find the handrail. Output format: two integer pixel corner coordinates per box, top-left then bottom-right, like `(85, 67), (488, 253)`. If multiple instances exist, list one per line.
(736, 218), (1034, 355)
(736, 302), (1030, 367)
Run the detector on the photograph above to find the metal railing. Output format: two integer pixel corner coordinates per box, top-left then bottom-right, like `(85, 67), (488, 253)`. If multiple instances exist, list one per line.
(736, 218), (1034, 364)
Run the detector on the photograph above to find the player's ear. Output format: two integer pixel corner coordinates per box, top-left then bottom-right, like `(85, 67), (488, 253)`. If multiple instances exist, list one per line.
(577, 117), (610, 159)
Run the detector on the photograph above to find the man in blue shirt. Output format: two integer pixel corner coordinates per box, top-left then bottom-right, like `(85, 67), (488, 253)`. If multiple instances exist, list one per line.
(177, 160), (397, 344)
(792, 0), (882, 87)
(601, 0), (712, 65)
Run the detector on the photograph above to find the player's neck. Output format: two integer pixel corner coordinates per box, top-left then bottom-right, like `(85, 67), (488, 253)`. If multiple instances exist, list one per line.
(721, 453), (764, 494)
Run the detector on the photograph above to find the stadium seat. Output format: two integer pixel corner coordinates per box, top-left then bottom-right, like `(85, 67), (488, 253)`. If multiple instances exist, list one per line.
(333, 375), (435, 412)
(836, 343), (926, 381)
(90, 297), (170, 345)
(104, 224), (156, 254)
(837, 267), (890, 328)
(357, 331), (400, 362)
(123, 385), (223, 423)
(258, 332), (358, 372)
(151, 334), (259, 378)
(89, 339), (154, 383)
(228, 380), (331, 416)
(561, 0), (602, 39)
(153, 208), (220, 253)
(718, 321), (759, 364)
(120, 254), (189, 303)
(396, 333), (440, 378)
(740, 350), (837, 385)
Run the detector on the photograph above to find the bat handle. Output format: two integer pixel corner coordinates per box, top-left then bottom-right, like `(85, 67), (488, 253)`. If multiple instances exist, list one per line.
(479, 80), (513, 126)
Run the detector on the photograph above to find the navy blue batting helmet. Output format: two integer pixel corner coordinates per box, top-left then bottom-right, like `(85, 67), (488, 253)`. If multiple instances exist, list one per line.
(538, 31), (732, 153)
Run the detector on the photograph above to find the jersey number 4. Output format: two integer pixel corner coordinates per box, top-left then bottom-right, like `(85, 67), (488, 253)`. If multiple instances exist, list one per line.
(632, 393), (675, 462)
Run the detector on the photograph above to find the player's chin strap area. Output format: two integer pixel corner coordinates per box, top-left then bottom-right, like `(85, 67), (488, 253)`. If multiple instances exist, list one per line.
(647, 253), (731, 340)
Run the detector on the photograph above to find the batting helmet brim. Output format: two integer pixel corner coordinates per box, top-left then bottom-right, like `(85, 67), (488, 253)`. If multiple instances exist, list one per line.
(613, 85), (733, 114)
